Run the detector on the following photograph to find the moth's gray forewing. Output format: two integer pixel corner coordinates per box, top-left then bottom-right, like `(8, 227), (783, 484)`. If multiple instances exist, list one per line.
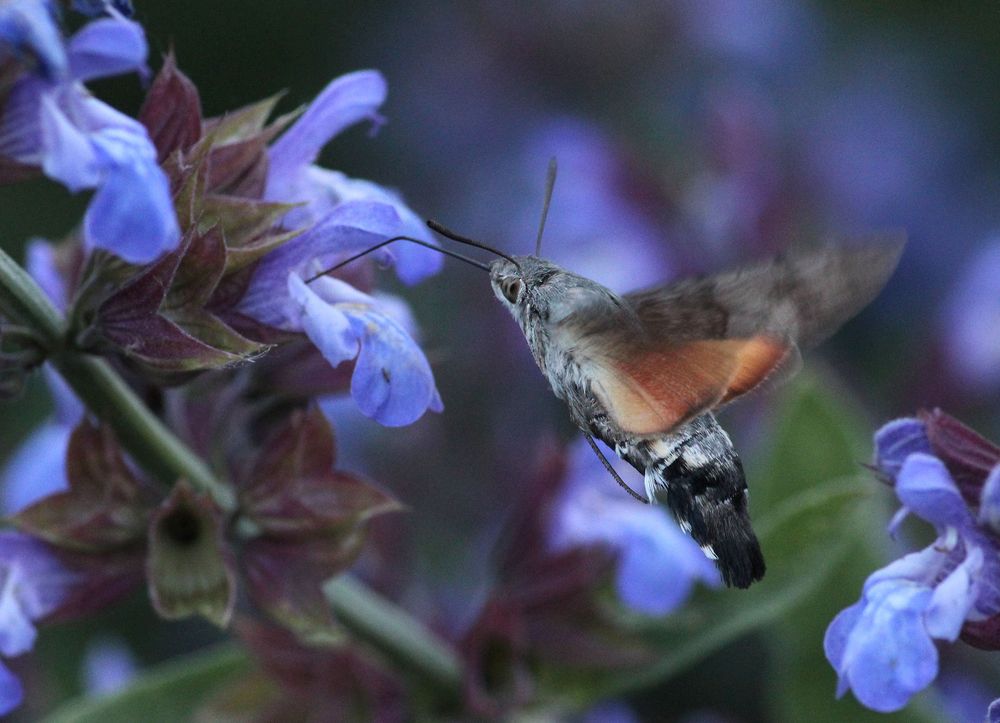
(623, 233), (906, 350)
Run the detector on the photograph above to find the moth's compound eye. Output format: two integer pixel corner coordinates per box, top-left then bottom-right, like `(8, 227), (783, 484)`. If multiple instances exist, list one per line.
(501, 278), (523, 303)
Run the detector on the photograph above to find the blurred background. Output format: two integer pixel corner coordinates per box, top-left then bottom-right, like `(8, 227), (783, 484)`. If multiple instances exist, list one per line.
(3, 1), (1000, 720)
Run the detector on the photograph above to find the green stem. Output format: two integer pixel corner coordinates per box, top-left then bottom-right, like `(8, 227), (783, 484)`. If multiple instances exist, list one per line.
(324, 576), (463, 699)
(0, 246), (464, 699)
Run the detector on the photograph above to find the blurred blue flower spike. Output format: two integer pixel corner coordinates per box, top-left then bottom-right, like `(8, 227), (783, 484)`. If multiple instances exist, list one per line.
(264, 69), (442, 284)
(0, 13), (179, 264)
(286, 275), (441, 427)
(550, 439), (720, 616)
(0, 531), (76, 715)
(826, 413), (1000, 713)
(989, 698), (1000, 723)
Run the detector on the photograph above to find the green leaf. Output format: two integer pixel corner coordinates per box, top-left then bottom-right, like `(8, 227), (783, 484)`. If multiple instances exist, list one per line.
(43, 645), (252, 723)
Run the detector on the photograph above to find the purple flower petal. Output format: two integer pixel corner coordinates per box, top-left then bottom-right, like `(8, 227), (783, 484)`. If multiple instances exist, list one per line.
(551, 439), (718, 615)
(874, 417), (930, 478)
(71, 0), (134, 17)
(979, 464), (1000, 535)
(38, 91), (101, 190)
(66, 17), (147, 82)
(895, 453), (970, 530)
(0, 662), (23, 717)
(989, 698), (1000, 723)
(2, 421), (71, 514)
(287, 275), (358, 364)
(839, 580), (938, 712)
(25, 239), (67, 311)
(0, 0), (66, 79)
(344, 306), (439, 427)
(941, 241), (1000, 393)
(267, 70), (387, 192)
(824, 599), (863, 692)
(0, 532), (75, 657)
(292, 169), (443, 284)
(287, 276), (440, 426)
(612, 511), (718, 615)
(925, 546), (981, 641)
(82, 636), (137, 696)
(241, 200), (403, 327)
(83, 138), (180, 263)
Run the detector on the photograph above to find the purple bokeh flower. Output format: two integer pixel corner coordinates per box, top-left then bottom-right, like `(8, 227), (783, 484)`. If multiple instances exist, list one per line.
(826, 416), (1000, 713)
(550, 438), (719, 616)
(82, 636), (137, 696)
(940, 240), (1000, 395)
(0, 14), (179, 263)
(0, 531), (76, 715)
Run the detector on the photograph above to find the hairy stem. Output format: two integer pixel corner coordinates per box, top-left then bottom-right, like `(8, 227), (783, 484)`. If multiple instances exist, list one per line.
(0, 247), (463, 698)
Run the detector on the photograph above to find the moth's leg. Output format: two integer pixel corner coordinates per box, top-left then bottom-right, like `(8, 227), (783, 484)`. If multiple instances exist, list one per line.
(582, 433), (649, 504)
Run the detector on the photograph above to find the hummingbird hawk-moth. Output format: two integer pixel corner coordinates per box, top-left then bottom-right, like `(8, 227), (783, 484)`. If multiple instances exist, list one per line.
(312, 166), (904, 588)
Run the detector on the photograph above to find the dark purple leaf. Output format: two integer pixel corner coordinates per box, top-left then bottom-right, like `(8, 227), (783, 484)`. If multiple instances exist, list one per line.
(138, 52), (203, 162)
(242, 537), (362, 635)
(961, 614), (1000, 651)
(44, 547), (146, 623)
(921, 408), (1000, 504)
(13, 422), (154, 551)
(0, 156), (41, 185)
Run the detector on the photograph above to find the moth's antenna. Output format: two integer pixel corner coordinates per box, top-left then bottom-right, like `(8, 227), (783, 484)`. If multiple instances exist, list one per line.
(305, 235), (489, 284)
(426, 219), (521, 269)
(534, 156), (557, 257)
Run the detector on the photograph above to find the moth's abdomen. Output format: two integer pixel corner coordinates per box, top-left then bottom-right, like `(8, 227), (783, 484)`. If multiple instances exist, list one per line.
(641, 415), (765, 588)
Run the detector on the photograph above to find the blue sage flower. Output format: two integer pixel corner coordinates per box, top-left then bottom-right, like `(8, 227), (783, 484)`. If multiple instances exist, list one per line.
(550, 438), (720, 616)
(240, 72), (445, 426)
(0, 531), (76, 715)
(282, 275), (441, 427)
(825, 416), (1000, 713)
(0, 0), (65, 78)
(264, 69), (441, 285)
(0, 16), (179, 263)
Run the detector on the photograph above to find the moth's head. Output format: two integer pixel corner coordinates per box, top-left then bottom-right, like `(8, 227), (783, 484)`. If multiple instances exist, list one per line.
(490, 256), (565, 318)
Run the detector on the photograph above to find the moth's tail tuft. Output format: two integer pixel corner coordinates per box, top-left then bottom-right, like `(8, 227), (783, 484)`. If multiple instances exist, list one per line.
(650, 432), (765, 588)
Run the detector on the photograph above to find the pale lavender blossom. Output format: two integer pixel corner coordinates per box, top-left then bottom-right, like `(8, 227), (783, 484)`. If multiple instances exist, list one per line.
(550, 438), (720, 616)
(0, 15), (179, 263)
(825, 418), (1000, 713)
